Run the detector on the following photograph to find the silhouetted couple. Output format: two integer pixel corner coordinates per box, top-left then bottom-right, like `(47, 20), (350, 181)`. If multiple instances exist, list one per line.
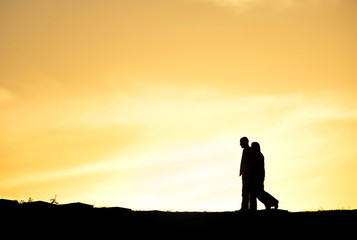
(239, 137), (279, 211)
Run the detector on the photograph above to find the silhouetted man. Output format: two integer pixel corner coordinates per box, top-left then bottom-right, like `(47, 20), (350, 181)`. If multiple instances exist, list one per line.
(239, 136), (257, 211)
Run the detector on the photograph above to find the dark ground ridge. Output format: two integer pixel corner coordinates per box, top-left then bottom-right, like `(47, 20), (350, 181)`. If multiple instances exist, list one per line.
(1, 198), (356, 216)
(1, 198), (356, 236)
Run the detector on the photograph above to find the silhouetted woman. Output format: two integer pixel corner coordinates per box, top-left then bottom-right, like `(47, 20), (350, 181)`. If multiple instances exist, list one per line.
(251, 142), (279, 210)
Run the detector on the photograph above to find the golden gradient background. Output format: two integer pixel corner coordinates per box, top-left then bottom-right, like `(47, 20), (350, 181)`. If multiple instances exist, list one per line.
(1, 0), (357, 211)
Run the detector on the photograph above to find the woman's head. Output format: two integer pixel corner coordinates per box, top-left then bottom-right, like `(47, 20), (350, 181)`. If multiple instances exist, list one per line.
(251, 142), (261, 152)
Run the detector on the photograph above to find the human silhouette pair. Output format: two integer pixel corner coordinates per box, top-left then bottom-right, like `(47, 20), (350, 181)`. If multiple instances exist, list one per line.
(239, 137), (279, 211)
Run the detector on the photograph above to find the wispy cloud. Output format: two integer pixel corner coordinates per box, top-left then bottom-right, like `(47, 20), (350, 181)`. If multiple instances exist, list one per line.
(203, 0), (293, 9)
(203, 0), (340, 10)
(0, 87), (16, 106)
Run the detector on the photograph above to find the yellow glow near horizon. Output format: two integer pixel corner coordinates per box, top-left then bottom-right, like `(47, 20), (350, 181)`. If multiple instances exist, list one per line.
(1, 0), (357, 211)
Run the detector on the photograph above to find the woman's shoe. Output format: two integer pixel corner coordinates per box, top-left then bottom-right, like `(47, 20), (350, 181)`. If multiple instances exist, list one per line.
(273, 200), (279, 209)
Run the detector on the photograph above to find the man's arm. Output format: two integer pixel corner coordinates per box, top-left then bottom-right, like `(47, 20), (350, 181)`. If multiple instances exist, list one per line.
(239, 149), (245, 176)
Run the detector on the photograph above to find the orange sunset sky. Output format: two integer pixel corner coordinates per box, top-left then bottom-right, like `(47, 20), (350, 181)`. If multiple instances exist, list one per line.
(1, 0), (357, 211)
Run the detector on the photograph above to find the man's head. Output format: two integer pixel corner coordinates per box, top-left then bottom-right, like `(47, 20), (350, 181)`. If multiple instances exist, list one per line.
(240, 137), (249, 149)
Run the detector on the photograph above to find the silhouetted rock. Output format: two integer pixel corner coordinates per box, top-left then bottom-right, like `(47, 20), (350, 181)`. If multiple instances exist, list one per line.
(20, 201), (57, 209)
(0, 199), (18, 208)
(100, 206), (132, 213)
(59, 202), (94, 209)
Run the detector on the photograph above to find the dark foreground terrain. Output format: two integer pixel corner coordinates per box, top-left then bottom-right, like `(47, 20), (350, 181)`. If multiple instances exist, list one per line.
(1, 199), (356, 237)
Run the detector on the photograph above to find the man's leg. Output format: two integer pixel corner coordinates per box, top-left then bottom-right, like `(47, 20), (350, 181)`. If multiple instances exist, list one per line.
(241, 178), (249, 211)
(241, 193), (249, 210)
(249, 194), (257, 211)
